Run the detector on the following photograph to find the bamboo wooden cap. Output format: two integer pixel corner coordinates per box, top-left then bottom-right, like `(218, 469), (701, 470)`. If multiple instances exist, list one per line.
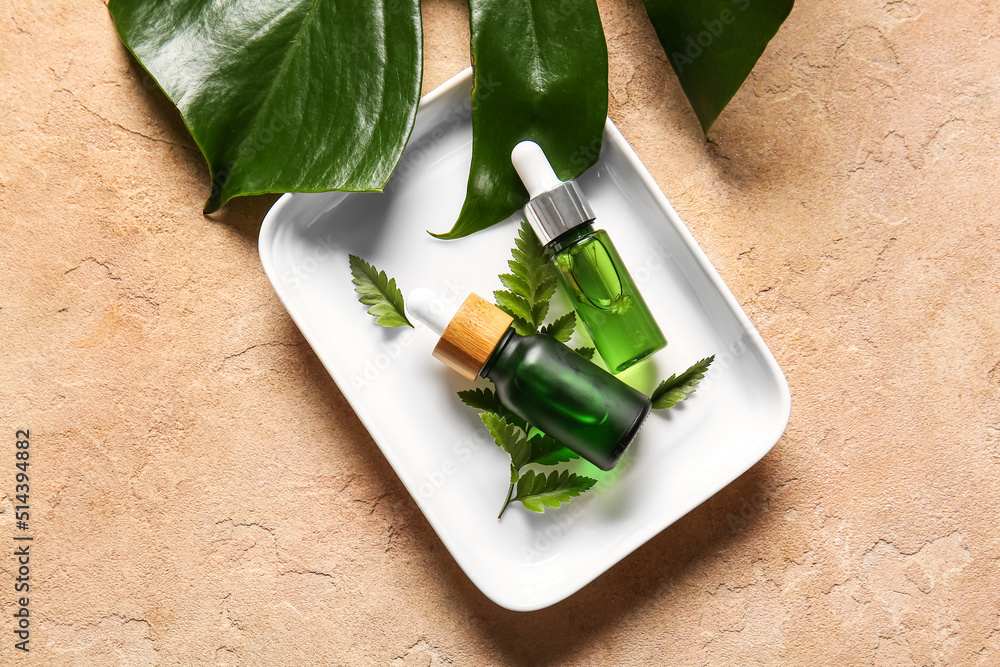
(433, 293), (513, 381)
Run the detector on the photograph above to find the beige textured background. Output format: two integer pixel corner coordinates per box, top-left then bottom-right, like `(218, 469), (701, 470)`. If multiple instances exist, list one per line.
(2, 0), (999, 664)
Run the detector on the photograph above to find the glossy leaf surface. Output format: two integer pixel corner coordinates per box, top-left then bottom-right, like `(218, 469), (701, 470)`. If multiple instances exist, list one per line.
(108, 0), (423, 212)
(642, 0), (793, 132)
(434, 0), (608, 238)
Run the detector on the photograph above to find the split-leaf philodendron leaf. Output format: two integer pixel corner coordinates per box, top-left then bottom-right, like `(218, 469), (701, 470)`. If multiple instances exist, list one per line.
(642, 0), (794, 133)
(108, 0), (423, 213)
(432, 0), (608, 239)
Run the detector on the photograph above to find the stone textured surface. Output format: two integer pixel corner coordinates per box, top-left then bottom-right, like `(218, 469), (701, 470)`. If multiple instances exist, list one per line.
(2, 0), (999, 664)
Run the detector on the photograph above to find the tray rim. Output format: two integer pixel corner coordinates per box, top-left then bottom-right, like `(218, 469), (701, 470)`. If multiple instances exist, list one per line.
(258, 67), (791, 611)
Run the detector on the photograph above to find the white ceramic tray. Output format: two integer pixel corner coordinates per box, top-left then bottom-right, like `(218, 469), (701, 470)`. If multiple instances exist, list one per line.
(258, 68), (790, 611)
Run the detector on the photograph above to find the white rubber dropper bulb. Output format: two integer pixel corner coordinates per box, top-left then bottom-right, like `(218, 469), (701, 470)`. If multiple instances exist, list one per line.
(511, 141), (563, 198)
(406, 288), (459, 336)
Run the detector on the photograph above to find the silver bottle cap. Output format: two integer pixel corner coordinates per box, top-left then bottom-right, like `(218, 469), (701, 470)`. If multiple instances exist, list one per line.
(512, 141), (596, 246)
(523, 180), (595, 245)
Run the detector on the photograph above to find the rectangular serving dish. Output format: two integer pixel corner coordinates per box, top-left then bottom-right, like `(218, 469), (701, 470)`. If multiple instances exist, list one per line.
(258, 68), (790, 611)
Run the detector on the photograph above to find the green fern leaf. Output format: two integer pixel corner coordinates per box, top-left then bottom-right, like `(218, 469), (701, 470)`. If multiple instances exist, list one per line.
(498, 272), (530, 297)
(348, 255), (412, 328)
(493, 290), (534, 334)
(514, 470), (597, 513)
(457, 388), (503, 413)
(495, 220), (558, 333)
(651, 356), (715, 409)
(528, 433), (579, 466)
(540, 312), (576, 343)
(479, 413), (531, 470)
(460, 388), (528, 430)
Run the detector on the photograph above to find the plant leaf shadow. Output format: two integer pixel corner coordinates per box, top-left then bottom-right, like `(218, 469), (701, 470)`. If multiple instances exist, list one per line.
(117, 45), (279, 244)
(436, 456), (781, 665)
(284, 314), (786, 665)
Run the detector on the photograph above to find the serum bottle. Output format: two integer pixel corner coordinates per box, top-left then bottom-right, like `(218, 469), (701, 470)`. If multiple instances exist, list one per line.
(511, 141), (667, 374)
(408, 288), (650, 471)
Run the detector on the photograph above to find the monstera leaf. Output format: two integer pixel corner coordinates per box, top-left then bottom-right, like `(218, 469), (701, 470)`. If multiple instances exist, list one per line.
(108, 0), (423, 213)
(108, 0), (792, 221)
(642, 0), (794, 133)
(431, 0), (608, 239)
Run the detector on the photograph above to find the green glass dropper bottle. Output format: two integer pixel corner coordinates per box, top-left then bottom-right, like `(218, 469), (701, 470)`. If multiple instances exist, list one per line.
(408, 288), (650, 471)
(512, 141), (667, 374)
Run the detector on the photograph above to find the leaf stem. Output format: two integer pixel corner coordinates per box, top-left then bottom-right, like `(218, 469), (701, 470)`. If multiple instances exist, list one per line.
(498, 482), (515, 519)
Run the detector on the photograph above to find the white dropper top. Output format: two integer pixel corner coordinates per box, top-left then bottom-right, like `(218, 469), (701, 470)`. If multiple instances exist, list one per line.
(406, 288), (459, 336)
(511, 141), (563, 198)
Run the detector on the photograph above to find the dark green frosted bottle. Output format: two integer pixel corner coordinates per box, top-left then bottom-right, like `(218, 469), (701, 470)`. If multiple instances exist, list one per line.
(482, 330), (651, 471)
(512, 141), (667, 373)
(408, 290), (651, 471)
